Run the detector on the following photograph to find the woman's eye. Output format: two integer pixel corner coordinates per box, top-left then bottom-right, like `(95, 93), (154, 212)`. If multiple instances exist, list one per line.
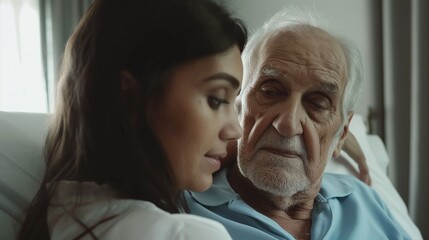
(208, 96), (228, 110)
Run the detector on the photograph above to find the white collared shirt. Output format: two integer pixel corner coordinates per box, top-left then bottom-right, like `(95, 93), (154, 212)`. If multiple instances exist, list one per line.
(48, 181), (232, 240)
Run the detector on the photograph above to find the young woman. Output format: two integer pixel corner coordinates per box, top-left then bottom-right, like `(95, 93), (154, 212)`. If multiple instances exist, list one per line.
(18, 0), (246, 239)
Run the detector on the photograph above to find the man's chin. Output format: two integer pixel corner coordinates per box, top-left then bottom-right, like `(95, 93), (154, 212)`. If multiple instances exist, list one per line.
(248, 175), (310, 197)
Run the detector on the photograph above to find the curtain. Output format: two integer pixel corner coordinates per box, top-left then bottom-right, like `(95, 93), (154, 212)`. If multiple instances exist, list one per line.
(382, 0), (429, 238)
(0, 0), (47, 113)
(39, 0), (91, 111)
(0, 0), (91, 113)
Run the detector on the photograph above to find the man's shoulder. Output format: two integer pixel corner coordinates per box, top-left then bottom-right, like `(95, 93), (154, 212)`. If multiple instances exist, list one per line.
(323, 172), (372, 189)
(323, 172), (364, 182)
(319, 174), (411, 239)
(320, 173), (392, 216)
(321, 173), (379, 200)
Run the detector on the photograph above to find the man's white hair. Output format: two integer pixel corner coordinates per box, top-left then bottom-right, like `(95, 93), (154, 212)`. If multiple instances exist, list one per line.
(241, 6), (363, 119)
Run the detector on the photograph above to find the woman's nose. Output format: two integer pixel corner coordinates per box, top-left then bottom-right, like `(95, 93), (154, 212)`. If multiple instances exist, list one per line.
(220, 111), (243, 141)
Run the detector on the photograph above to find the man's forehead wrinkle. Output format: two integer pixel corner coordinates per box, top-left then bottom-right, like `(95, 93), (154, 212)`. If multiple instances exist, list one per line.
(264, 40), (343, 67)
(260, 48), (345, 85)
(255, 27), (348, 95)
(318, 81), (339, 95)
(260, 59), (342, 84)
(266, 27), (345, 62)
(319, 49), (347, 75)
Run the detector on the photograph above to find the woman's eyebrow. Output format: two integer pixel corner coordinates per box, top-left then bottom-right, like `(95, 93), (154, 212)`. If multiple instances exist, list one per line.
(203, 72), (240, 89)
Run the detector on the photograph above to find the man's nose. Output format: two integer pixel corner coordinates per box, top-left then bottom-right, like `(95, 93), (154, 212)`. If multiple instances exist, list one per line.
(272, 97), (304, 137)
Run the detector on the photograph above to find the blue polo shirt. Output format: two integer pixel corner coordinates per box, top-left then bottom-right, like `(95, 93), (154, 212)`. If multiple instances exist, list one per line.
(186, 169), (411, 240)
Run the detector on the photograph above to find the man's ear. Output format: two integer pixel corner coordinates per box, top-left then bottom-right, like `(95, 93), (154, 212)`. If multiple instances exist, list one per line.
(332, 112), (354, 158)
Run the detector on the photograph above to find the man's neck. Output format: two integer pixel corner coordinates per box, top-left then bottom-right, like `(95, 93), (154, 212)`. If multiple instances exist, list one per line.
(227, 164), (320, 240)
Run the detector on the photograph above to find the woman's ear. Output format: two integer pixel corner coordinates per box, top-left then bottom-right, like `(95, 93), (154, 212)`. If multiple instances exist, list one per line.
(120, 70), (139, 92)
(120, 70), (141, 126)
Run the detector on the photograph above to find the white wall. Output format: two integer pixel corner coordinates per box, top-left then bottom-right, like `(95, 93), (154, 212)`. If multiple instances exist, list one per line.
(220, 0), (384, 136)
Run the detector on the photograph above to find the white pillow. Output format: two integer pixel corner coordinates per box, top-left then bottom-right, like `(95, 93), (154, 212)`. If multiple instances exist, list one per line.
(0, 111), (48, 240)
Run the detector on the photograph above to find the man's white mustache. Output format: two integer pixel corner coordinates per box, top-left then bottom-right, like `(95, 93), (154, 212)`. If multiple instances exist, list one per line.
(254, 128), (308, 159)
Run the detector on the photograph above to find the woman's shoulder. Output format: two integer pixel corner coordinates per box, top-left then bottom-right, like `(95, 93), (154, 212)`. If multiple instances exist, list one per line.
(49, 181), (231, 240)
(50, 197), (231, 240)
(109, 201), (232, 240)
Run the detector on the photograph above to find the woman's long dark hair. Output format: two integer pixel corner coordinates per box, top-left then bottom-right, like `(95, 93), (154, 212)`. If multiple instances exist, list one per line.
(18, 0), (246, 239)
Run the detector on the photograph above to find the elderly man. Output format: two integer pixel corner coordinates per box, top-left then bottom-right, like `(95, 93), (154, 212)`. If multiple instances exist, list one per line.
(186, 9), (410, 240)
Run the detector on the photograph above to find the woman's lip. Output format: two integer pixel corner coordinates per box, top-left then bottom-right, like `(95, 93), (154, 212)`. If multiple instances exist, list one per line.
(204, 153), (226, 170)
(205, 156), (221, 170)
(205, 153), (228, 160)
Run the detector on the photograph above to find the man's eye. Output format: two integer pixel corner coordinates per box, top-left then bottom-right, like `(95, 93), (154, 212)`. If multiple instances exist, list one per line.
(208, 96), (228, 110)
(261, 86), (282, 96)
(313, 102), (329, 110)
(310, 98), (331, 110)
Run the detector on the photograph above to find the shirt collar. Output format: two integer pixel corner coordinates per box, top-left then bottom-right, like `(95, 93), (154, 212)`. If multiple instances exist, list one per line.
(189, 168), (237, 206)
(319, 173), (354, 200)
